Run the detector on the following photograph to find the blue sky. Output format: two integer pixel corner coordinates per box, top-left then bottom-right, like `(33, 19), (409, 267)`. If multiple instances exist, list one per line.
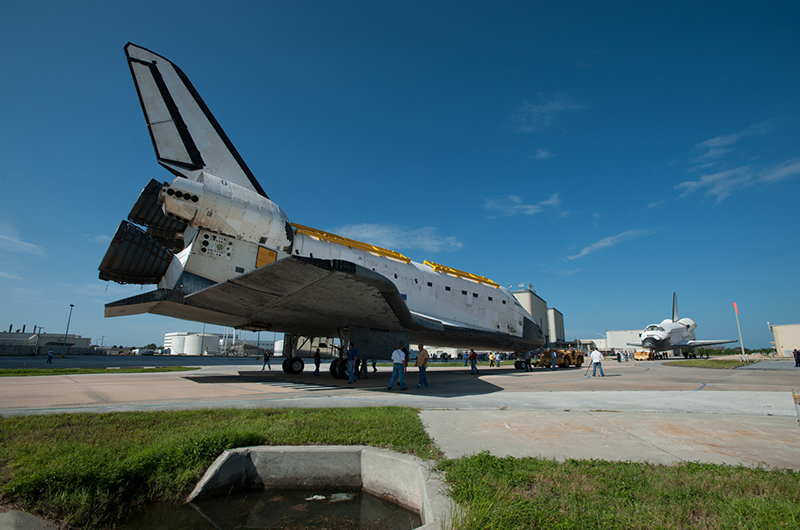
(1, 1), (798, 349)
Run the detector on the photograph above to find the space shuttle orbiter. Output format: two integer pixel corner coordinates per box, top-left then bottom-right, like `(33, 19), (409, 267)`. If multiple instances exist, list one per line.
(99, 44), (545, 374)
(628, 293), (737, 359)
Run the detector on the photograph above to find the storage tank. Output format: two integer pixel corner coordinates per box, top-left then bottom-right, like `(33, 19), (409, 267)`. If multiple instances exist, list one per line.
(169, 335), (186, 356)
(184, 334), (219, 356)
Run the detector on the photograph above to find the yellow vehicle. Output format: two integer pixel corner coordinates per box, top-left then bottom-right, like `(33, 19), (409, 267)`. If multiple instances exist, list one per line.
(535, 349), (584, 368)
(634, 350), (668, 360)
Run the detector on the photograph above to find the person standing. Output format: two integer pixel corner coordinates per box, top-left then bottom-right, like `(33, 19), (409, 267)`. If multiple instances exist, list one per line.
(550, 350), (557, 370)
(793, 348), (799, 368)
(346, 342), (358, 384)
(416, 344), (429, 388)
(388, 342), (408, 390)
(523, 350), (532, 372)
(262, 349), (271, 370)
(489, 352), (495, 367)
(469, 349), (479, 375)
(496, 352), (501, 367)
(47, 349), (53, 364)
(314, 347), (321, 376)
(591, 347), (605, 377)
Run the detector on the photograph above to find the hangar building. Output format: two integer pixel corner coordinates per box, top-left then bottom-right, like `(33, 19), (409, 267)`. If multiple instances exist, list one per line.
(512, 287), (565, 347)
(0, 325), (91, 355)
(769, 323), (800, 357)
(606, 330), (643, 352)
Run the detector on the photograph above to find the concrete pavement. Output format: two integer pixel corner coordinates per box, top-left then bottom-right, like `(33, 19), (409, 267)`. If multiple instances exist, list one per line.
(2, 355), (799, 529)
(1, 356), (798, 471)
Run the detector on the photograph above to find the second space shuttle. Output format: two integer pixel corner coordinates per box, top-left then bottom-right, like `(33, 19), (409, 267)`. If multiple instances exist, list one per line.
(99, 44), (545, 374)
(628, 293), (737, 359)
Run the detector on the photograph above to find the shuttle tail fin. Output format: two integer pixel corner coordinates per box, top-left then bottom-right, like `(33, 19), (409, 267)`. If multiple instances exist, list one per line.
(672, 292), (679, 322)
(124, 43), (267, 198)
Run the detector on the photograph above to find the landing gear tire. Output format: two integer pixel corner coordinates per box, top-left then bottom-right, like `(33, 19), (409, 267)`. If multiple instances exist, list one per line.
(330, 358), (342, 379)
(282, 358), (292, 374)
(288, 357), (304, 374)
(337, 360), (348, 379)
(514, 360), (522, 370)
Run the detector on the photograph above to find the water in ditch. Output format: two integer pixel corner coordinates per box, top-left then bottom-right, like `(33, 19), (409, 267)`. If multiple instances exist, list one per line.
(119, 488), (422, 530)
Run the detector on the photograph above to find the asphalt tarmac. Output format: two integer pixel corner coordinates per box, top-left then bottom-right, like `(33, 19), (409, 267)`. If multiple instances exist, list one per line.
(1, 355), (798, 471)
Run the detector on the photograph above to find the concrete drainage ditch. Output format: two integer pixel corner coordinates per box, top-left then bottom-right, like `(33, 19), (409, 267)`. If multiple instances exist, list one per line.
(187, 445), (456, 530)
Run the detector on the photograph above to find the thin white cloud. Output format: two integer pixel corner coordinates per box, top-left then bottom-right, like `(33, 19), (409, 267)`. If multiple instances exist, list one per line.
(330, 224), (463, 253)
(691, 120), (774, 165)
(698, 120), (774, 149)
(676, 166), (752, 203)
(566, 229), (659, 261)
(484, 193), (561, 217)
(511, 94), (583, 133)
(85, 234), (112, 244)
(529, 148), (554, 160)
(690, 147), (734, 164)
(0, 221), (45, 256)
(677, 158), (800, 203)
(0, 271), (23, 280)
(758, 158), (800, 184)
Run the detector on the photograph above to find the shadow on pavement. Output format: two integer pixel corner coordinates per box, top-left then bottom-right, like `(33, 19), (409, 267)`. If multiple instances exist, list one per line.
(184, 368), (512, 397)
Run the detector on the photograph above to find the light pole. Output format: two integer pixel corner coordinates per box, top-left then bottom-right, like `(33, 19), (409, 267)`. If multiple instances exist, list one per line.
(733, 302), (747, 362)
(35, 327), (44, 356)
(62, 304), (74, 356)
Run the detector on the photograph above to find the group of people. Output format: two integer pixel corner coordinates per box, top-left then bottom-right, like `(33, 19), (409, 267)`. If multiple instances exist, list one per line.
(342, 342), (430, 390)
(272, 343), (613, 382)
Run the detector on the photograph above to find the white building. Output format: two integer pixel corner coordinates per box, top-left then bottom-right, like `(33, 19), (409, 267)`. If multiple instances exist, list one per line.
(547, 308), (565, 343)
(0, 326), (91, 354)
(512, 287), (564, 347)
(769, 323), (800, 357)
(605, 330), (643, 352)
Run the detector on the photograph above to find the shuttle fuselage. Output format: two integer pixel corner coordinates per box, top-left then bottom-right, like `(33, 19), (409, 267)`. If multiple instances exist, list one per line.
(99, 43), (545, 365)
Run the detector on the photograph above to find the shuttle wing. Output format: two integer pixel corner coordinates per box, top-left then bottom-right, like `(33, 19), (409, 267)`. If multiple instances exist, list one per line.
(627, 339), (738, 350)
(104, 255), (534, 349)
(125, 43), (267, 197)
(677, 339), (738, 348)
(105, 256), (436, 336)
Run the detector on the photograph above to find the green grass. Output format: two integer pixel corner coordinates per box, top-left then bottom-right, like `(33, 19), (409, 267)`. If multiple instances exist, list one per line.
(0, 367), (198, 377)
(0, 407), (438, 529)
(439, 452), (800, 530)
(662, 359), (756, 369)
(4, 409), (799, 530)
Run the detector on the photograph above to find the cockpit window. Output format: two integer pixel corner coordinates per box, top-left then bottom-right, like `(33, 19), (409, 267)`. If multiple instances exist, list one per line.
(646, 325), (665, 332)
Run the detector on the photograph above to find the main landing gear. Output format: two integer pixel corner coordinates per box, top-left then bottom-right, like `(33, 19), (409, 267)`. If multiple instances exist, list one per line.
(282, 356), (305, 374)
(329, 358), (348, 379)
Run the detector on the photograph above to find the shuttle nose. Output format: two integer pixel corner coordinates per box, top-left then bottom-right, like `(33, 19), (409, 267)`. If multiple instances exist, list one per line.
(642, 338), (659, 350)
